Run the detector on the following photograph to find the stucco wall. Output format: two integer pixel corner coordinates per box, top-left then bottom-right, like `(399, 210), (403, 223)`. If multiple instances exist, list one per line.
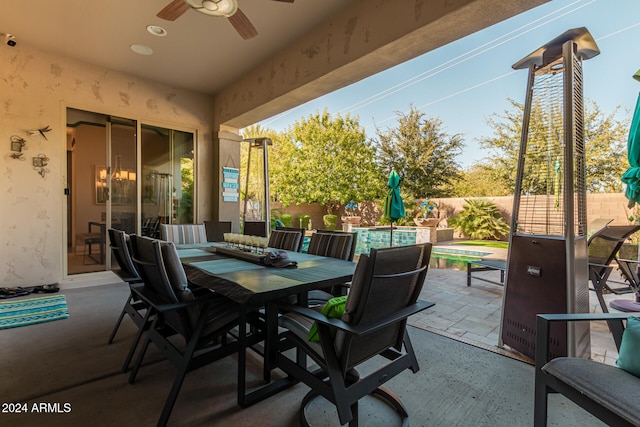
(1, 44), (218, 287)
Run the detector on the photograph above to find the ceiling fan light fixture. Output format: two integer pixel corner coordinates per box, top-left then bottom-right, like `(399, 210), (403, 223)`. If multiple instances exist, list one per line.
(186, 0), (238, 17)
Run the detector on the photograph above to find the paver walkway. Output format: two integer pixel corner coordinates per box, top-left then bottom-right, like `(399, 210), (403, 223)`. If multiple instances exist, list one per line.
(409, 244), (628, 366)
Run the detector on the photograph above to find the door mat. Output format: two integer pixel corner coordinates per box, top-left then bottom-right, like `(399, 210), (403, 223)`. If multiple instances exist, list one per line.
(0, 295), (69, 329)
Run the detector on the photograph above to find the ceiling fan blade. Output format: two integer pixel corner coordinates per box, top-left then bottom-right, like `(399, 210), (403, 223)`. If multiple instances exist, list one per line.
(271, 0), (295, 3)
(228, 8), (258, 40)
(157, 0), (190, 21)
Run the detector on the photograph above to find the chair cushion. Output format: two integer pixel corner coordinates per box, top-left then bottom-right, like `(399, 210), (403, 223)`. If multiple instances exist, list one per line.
(161, 224), (207, 244)
(543, 357), (640, 425)
(610, 299), (640, 312)
(617, 316), (640, 376)
(278, 309), (324, 357)
(159, 241), (194, 302)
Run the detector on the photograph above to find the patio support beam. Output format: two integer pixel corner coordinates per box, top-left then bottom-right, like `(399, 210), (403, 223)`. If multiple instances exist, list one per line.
(214, 0), (549, 128)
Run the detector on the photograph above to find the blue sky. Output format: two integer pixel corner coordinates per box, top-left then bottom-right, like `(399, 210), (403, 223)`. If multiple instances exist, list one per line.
(257, 0), (640, 168)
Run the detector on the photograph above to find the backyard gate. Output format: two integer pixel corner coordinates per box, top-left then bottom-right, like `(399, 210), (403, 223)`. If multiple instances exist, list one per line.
(499, 28), (600, 360)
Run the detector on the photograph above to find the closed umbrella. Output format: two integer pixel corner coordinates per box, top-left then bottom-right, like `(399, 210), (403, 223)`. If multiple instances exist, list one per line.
(621, 71), (640, 276)
(622, 90), (640, 208)
(383, 169), (405, 247)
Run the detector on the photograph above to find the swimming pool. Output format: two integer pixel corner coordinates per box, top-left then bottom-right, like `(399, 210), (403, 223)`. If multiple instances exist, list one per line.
(301, 231), (490, 271)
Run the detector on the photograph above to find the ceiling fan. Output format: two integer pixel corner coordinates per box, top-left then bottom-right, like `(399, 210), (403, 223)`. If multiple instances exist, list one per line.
(157, 0), (294, 40)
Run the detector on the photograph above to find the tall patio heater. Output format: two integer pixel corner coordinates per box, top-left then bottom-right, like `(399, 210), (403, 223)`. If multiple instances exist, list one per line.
(499, 28), (599, 360)
(242, 137), (271, 237)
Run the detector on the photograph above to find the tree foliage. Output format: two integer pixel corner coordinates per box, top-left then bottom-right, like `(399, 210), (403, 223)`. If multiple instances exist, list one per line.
(267, 110), (384, 213)
(375, 106), (464, 199)
(479, 99), (629, 194)
(452, 163), (512, 197)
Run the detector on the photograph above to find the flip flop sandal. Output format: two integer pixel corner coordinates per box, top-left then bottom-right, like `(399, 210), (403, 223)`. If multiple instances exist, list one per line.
(32, 284), (59, 294)
(0, 287), (32, 299)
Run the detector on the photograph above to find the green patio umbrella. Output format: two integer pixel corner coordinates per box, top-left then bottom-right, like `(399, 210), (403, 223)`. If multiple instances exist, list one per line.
(622, 71), (640, 276)
(383, 169), (405, 246)
(622, 82), (640, 208)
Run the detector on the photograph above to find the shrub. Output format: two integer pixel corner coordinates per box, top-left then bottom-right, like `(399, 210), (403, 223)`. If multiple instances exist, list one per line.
(323, 214), (338, 230)
(280, 214), (292, 227)
(448, 199), (509, 240)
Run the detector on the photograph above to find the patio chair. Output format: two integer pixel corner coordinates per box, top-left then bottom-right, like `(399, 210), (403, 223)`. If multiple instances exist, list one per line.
(159, 223), (207, 244)
(306, 231), (358, 304)
(142, 217), (161, 238)
(107, 228), (154, 372)
(267, 229), (303, 252)
(107, 229), (143, 337)
(307, 230), (357, 261)
(588, 225), (640, 312)
(204, 220), (231, 242)
(128, 234), (260, 427)
(534, 312), (634, 427)
(273, 244), (433, 426)
(276, 226), (306, 252)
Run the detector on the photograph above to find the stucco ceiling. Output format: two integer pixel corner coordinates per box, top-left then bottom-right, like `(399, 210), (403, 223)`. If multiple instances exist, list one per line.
(0, 0), (355, 95)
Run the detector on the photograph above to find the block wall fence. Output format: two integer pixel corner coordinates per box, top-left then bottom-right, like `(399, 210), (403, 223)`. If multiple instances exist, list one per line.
(271, 193), (634, 234)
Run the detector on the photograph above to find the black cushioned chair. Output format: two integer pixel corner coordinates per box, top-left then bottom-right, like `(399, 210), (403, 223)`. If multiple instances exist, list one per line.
(268, 229), (303, 252)
(534, 312), (635, 426)
(204, 220), (232, 242)
(129, 235), (261, 427)
(107, 228), (149, 371)
(306, 231), (358, 305)
(308, 230), (357, 261)
(273, 243), (434, 426)
(275, 226), (306, 252)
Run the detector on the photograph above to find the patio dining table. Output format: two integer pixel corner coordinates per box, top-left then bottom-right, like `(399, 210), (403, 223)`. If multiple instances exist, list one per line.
(176, 243), (356, 407)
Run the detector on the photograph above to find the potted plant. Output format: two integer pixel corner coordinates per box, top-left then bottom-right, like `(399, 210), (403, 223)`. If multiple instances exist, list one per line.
(341, 200), (361, 226)
(414, 198), (440, 227)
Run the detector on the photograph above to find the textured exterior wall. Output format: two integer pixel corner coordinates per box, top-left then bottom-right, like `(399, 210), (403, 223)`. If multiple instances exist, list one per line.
(1, 44), (215, 287)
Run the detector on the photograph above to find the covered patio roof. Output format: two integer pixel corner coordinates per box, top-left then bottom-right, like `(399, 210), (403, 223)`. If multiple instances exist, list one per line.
(0, 0), (549, 128)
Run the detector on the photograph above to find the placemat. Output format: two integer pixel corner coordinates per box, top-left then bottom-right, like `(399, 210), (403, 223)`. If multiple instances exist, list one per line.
(190, 258), (265, 274)
(177, 248), (215, 259)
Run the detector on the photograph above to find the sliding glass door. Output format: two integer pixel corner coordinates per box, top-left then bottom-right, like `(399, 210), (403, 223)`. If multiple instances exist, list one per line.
(140, 125), (194, 237)
(66, 109), (137, 275)
(66, 107), (195, 276)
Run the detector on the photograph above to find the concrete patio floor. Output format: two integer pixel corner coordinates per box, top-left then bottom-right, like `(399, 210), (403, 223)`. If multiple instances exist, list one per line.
(1, 270), (611, 427)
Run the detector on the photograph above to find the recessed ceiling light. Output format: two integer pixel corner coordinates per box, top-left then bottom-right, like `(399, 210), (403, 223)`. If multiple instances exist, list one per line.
(130, 44), (153, 55)
(146, 25), (167, 37)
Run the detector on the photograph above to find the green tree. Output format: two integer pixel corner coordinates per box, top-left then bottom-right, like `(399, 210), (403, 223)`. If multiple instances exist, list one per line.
(374, 105), (464, 199)
(268, 110), (384, 213)
(452, 163), (512, 197)
(479, 99), (629, 193)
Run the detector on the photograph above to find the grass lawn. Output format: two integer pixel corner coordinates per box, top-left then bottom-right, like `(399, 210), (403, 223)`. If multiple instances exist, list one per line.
(456, 240), (509, 249)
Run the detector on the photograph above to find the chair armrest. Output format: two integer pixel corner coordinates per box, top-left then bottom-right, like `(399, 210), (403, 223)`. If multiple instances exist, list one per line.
(273, 300), (435, 337)
(535, 313), (629, 373)
(131, 285), (219, 313)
